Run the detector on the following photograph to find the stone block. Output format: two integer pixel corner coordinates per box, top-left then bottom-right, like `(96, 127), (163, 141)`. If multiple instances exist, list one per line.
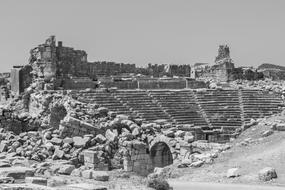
(82, 169), (93, 179)
(92, 171), (109, 181)
(0, 142), (7, 153)
(84, 150), (99, 164)
(25, 177), (47, 186)
(0, 167), (35, 179)
(66, 183), (107, 190)
(258, 167), (277, 181)
(58, 164), (75, 175)
(65, 117), (81, 126)
(227, 168), (241, 178)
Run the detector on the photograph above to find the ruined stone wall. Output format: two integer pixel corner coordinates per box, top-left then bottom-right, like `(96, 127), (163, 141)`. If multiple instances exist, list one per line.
(29, 36), (57, 81)
(59, 116), (103, 137)
(122, 141), (152, 175)
(10, 66), (33, 95)
(86, 62), (136, 78)
(101, 79), (187, 89)
(197, 63), (234, 82)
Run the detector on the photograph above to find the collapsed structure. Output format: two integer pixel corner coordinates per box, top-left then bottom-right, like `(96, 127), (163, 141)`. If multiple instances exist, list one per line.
(0, 36), (284, 183)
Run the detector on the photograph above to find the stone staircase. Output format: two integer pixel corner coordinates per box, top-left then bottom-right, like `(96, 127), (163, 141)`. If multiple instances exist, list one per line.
(114, 90), (172, 122)
(76, 91), (135, 116)
(194, 89), (242, 131)
(71, 89), (284, 134)
(149, 90), (208, 127)
(191, 91), (213, 129)
(238, 89), (245, 127)
(240, 89), (283, 123)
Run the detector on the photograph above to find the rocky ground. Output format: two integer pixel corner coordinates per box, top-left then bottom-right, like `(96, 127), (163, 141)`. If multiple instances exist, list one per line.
(170, 111), (285, 187)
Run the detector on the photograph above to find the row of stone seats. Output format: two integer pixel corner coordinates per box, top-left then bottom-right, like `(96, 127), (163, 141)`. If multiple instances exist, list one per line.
(114, 90), (173, 122)
(76, 91), (135, 116)
(149, 90), (208, 127)
(195, 89), (242, 130)
(241, 89), (283, 123)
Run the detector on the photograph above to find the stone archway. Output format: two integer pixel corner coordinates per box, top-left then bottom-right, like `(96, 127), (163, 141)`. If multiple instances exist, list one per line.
(150, 141), (173, 168)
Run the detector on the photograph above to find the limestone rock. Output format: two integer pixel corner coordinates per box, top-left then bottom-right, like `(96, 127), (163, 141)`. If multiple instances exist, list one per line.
(0, 167), (35, 179)
(25, 177), (47, 186)
(258, 167), (277, 181)
(70, 168), (82, 177)
(53, 148), (64, 159)
(190, 160), (204, 167)
(94, 134), (106, 144)
(275, 123), (285, 131)
(227, 168), (240, 178)
(58, 164), (75, 175)
(50, 137), (63, 146)
(67, 183), (107, 190)
(73, 136), (86, 148)
(92, 171), (109, 181)
(261, 130), (274, 137)
(82, 169), (93, 179)
(105, 129), (117, 142)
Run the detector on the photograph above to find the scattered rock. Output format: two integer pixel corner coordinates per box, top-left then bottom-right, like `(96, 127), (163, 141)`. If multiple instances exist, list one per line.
(58, 164), (75, 175)
(227, 168), (240, 178)
(258, 167), (277, 181)
(92, 171), (109, 181)
(261, 130), (274, 137)
(25, 177), (47, 186)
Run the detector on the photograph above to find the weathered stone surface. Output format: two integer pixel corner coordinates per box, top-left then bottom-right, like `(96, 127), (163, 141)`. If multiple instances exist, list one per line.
(66, 183), (107, 190)
(70, 168), (82, 177)
(262, 130), (274, 137)
(0, 167), (35, 179)
(53, 148), (64, 159)
(0, 142), (8, 153)
(50, 137), (63, 146)
(25, 177), (47, 186)
(63, 137), (73, 144)
(275, 123), (285, 131)
(94, 134), (106, 144)
(105, 129), (117, 142)
(258, 167), (277, 181)
(92, 171), (109, 181)
(82, 169), (93, 179)
(227, 168), (240, 178)
(47, 176), (67, 187)
(84, 150), (99, 164)
(58, 164), (75, 175)
(190, 160), (204, 167)
(73, 136), (86, 148)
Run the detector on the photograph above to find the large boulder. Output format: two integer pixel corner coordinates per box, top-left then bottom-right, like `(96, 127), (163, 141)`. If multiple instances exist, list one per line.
(258, 167), (277, 181)
(227, 168), (240, 178)
(58, 164), (75, 175)
(73, 136), (87, 148)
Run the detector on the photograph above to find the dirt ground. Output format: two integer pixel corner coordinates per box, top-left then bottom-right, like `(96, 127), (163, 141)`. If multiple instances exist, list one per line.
(170, 115), (285, 187)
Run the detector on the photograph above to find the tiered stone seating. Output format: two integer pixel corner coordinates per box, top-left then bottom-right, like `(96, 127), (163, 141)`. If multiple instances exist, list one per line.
(195, 89), (242, 131)
(70, 89), (284, 133)
(241, 89), (283, 123)
(114, 90), (172, 122)
(149, 90), (208, 127)
(76, 91), (134, 116)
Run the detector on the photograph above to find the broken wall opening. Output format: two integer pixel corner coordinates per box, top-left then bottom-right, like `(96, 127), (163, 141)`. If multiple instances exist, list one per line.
(150, 142), (173, 168)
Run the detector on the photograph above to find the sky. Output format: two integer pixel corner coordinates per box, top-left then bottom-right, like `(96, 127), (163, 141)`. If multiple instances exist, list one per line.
(0, 0), (284, 72)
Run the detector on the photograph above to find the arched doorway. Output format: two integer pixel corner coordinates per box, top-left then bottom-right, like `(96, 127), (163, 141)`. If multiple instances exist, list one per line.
(150, 142), (173, 168)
